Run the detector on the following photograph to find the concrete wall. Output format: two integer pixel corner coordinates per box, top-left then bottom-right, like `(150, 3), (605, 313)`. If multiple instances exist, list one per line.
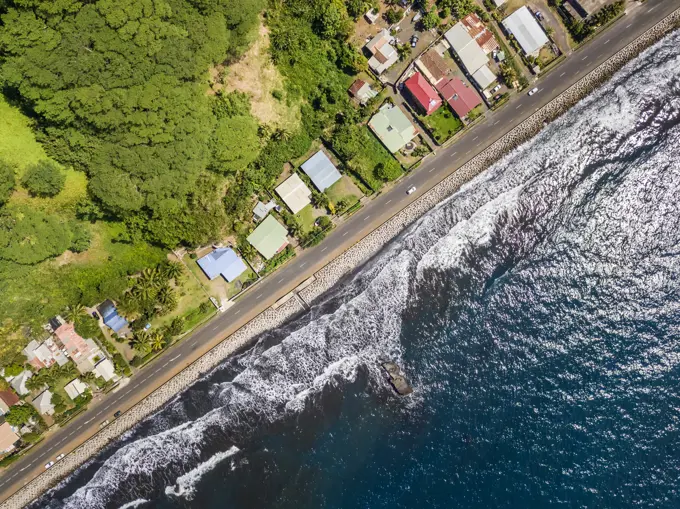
(3, 9), (680, 509)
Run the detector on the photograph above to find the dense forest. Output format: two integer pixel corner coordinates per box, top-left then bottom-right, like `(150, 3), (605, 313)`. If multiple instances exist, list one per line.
(0, 0), (380, 353)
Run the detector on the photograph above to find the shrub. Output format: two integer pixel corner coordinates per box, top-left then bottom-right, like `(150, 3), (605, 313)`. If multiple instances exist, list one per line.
(21, 160), (65, 197)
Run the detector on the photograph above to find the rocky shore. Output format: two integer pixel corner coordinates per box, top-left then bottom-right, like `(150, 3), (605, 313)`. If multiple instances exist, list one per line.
(3, 9), (680, 509)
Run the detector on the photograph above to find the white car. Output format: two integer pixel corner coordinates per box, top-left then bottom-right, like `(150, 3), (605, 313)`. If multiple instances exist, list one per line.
(56, 453), (65, 461)
(407, 186), (417, 195)
(528, 87), (539, 96)
(44, 461), (54, 469)
(491, 84), (502, 93)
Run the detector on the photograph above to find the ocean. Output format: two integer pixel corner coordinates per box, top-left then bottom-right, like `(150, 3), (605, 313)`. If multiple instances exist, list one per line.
(32, 30), (680, 509)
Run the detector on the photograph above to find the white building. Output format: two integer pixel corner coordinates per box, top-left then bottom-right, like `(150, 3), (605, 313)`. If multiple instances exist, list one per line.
(64, 378), (89, 400)
(502, 6), (550, 57)
(32, 390), (55, 416)
(9, 371), (32, 396)
(445, 23), (489, 75)
(275, 174), (312, 214)
(94, 359), (116, 382)
(365, 29), (399, 75)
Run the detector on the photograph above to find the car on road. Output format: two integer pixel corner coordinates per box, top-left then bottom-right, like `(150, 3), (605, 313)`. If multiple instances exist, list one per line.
(44, 461), (54, 469)
(55, 453), (65, 461)
(528, 87), (539, 96)
(114, 410), (122, 418)
(407, 186), (417, 195)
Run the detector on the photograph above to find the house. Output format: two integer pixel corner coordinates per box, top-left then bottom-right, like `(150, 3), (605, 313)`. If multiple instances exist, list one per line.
(55, 323), (105, 375)
(253, 200), (277, 222)
(461, 13), (500, 54)
(364, 8), (379, 24)
(368, 103), (418, 153)
(97, 300), (128, 333)
(502, 6), (549, 57)
(365, 29), (399, 75)
(403, 73), (442, 115)
(275, 174), (312, 214)
(493, 0), (506, 5)
(9, 371), (32, 397)
(32, 390), (55, 416)
(415, 50), (450, 85)
(0, 391), (20, 415)
(445, 23), (489, 75)
(197, 248), (248, 283)
(64, 378), (88, 400)
(247, 216), (289, 260)
(23, 340), (54, 370)
(472, 65), (497, 90)
(348, 79), (378, 105)
(94, 359), (116, 382)
(0, 422), (19, 454)
(436, 77), (482, 119)
(301, 151), (342, 192)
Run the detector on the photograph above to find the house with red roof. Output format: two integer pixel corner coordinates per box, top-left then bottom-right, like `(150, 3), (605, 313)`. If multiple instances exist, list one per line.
(403, 72), (442, 116)
(436, 77), (482, 119)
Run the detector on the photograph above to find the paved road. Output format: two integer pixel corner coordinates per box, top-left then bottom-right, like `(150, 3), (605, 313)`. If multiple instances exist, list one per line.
(0, 0), (675, 503)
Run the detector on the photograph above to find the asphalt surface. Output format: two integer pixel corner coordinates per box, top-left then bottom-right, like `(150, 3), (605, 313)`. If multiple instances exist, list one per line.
(0, 0), (675, 502)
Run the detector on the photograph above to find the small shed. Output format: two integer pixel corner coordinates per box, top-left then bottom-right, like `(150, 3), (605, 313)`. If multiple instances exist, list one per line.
(275, 174), (312, 214)
(253, 200), (277, 222)
(301, 151), (342, 192)
(197, 248), (248, 282)
(247, 216), (289, 260)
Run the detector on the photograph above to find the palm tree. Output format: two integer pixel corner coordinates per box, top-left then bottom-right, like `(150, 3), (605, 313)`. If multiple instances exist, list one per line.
(162, 261), (184, 282)
(64, 303), (86, 324)
(156, 286), (176, 307)
(57, 362), (77, 380)
(132, 284), (157, 303)
(150, 330), (166, 352)
(130, 330), (151, 354)
(272, 127), (291, 142)
(137, 267), (163, 289)
(117, 293), (140, 319)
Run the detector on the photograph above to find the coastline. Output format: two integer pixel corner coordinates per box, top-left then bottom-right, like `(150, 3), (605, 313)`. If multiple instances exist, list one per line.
(4, 9), (680, 509)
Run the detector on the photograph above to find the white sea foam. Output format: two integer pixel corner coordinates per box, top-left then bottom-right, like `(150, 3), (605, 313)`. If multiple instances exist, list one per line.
(165, 446), (240, 500)
(116, 499), (149, 509)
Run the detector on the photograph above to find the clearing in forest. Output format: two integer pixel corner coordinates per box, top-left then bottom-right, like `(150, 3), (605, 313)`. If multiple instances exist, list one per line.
(221, 22), (301, 130)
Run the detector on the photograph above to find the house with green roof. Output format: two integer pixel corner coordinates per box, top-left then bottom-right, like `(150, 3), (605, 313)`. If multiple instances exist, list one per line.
(368, 103), (418, 153)
(247, 216), (289, 260)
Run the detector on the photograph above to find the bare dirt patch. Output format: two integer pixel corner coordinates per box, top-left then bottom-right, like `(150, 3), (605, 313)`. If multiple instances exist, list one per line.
(221, 22), (301, 130)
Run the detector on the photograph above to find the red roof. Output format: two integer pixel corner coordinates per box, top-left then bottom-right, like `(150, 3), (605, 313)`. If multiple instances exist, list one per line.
(0, 391), (19, 408)
(436, 77), (482, 118)
(404, 73), (442, 115)
(349, 79), (366, 97)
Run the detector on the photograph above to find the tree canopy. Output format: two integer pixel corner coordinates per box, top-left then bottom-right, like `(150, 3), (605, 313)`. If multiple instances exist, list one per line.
(21, 160), (65, 197)
(0, 207), (73, 264)
(0, 160), (15, 205)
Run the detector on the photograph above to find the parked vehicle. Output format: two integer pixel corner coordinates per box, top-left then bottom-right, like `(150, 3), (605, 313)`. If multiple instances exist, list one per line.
(491, 84), (502, 93)
(100, 419), (110, 429)
(114, 411), (122, 418)
(55, 453), (65, 461)
(413, 11), (422, 23)
(535, 10), (543, 20)
(44, 461), (54, 469)
(410, 35), (419, 48)
(528, 87), (539, 96)
(407, 186), (417, 195)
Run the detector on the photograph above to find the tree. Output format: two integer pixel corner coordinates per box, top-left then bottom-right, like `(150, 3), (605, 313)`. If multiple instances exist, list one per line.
(21, 160), (65, 198)
(167, 317), (185, 336)
(211, 116), (261, 174)
(64, 303), (86, 325)
(150, 330), (166, 352)
(0, 207), (72, 264)
(74, 315), (101, 340)
(4, 364), (24, 377)
(375, 161), (402, 182)
(69, 221), (91, 253)
(385, 8), (403, 24)
(130, 330), (151, 354)
(0, 160), (15, 206)
(420, 10), (440, 30)
(162, 261), (184, 282)
(499, 62), (518, 87)
(5, 404), (38, 426)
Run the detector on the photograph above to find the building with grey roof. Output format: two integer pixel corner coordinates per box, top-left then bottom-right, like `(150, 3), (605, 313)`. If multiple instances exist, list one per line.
(502, 6), (549, 57)
(301, 151), (342, 192)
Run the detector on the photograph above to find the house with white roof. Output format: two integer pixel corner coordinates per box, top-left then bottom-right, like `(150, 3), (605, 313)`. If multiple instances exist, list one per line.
(275, 174), (312, 214)
(32, 390), (55, 416)
(9, 371), (32, 396)
(94, 359), (116, 382)
(444, 23), (497, 90)
(502, 6), (550, 57)
(64, 378), (89, 400)
(365, 29), (399, 75)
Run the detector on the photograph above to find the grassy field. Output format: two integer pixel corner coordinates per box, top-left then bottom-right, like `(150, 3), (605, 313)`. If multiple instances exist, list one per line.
(422, 106), (463, 144)
(326, 176), (362, 208)
(0, 97), (168, 361)
(351, 127), (403, 191)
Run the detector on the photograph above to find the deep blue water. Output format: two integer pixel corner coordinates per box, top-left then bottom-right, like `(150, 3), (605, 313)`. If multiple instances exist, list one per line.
(33, 30), (680, 509)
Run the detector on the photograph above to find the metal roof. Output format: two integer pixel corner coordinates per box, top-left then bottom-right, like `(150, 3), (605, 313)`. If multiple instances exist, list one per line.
(368, 104), (417, 153)
(301, 151), (342, 192)
(445, 23), (488, 74)
(275, 174), (312, 214)
(472, 65), (497, 89)
(197, 248), (247, 282)
(502, 6), (549, 56)
(247, 216), (289, 260)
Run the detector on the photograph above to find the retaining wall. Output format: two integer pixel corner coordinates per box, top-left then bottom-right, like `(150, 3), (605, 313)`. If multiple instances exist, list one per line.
(4, 8), (680, 509)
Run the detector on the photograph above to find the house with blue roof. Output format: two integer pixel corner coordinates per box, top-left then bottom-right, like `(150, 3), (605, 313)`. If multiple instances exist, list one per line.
(301, 150), (342, 192)
(197, 248), (248, 283)
(97, 300), (128, 333)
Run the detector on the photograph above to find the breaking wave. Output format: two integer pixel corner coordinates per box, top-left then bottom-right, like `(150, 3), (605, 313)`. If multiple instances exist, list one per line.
(32, 28), (680, 509)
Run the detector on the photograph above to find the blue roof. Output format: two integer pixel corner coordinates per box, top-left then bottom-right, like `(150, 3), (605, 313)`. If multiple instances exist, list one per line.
(197, 248), (247, 283)
(301, 151), (342, 192)
(98, 300), (128, 332)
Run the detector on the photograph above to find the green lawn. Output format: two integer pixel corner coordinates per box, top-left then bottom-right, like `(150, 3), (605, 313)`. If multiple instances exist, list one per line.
(422, 106), (463, 144)
(326, 176), (361, 210)
(0, 96), (49, 173)
(349, 127), (403, 192)
(295, 204), (317, 233)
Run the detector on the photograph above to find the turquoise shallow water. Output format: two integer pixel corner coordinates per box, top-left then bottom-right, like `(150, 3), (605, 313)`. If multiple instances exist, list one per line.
(34, 31), (680, 509)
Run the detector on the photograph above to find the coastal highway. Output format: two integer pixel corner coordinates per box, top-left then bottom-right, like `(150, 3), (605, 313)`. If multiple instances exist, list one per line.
(0, 0), (675, 503)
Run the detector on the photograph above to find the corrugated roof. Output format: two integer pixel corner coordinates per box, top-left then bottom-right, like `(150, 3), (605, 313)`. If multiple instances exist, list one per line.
(301, 151), (342, 192)
(404, 73), (442, 115)
(247, 216), (289, 260)
(197, 248), (247, 282)
(417, 50), (450, 84)
(472, 65), (497, 89)
(502, 6), (549, 56)
(0, 422), (18, 453)
(445, 24), (488, 74)
(368, 104), (417, 153)
(276, 174), (311, 214)
(436, 77), (482, 118)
